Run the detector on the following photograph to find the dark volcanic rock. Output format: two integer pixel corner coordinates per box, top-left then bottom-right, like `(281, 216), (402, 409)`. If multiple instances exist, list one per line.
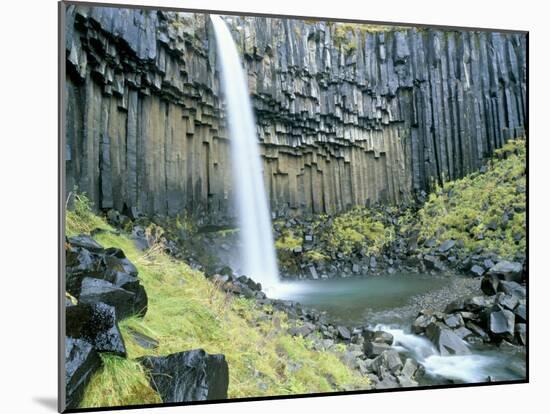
(426, 323), (471, 356)
(364, 341), (392, 357)
(337, 326), (352, 340)
(481, 275), (500, 295)
(497, 280), (526, 299)
(139, 349), (229, 402)
(67, 235), (104, 252)
(65, 337), (102, 410)
(438, 240), (455, 253)
(488, 261), (523, 282)
(66, 302), (126, 356)
(363, 330), (394, 345)
(79, 277), (141, 320)
(470, 265), (485, 277)
(482, 307), (515, 338)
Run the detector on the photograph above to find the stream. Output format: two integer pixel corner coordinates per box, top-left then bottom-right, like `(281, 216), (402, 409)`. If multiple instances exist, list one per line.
(272, 273), (526, 385)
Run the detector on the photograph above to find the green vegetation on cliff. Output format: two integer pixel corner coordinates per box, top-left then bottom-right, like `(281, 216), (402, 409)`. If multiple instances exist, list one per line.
(66, 202), (370, 408)
(405, 138), (526, 260)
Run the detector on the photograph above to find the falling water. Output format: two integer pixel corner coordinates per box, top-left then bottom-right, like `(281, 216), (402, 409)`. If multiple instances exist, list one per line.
(210, 15), (280, 291)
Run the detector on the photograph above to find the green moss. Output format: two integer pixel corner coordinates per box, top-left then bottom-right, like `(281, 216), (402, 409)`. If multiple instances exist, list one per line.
(304, 250), (330, 263)
(275, 229), (303, 251)
(74, 209), (369, 408)
(407, 138), (526, 259)
(322, 207), (394, 256)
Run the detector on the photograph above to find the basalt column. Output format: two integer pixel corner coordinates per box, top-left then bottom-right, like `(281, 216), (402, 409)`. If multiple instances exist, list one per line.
(64, 5), (527, 221)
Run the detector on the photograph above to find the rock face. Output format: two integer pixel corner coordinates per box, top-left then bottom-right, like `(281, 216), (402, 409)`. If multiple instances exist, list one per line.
(66, 302), (127, 356)
(65, 337), (102, 409)
(64, 5), (527, 221)
(139, 349), (229, 402)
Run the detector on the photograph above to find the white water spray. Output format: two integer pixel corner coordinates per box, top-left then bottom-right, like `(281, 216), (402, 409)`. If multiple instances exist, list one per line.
(210, 15), (280, 291)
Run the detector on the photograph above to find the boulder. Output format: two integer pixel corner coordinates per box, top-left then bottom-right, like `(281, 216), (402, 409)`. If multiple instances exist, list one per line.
(465, 295), (494, 312)
(481, 275), (500, 295)
(363, 330), (394, 345)
(66, 302), (126, 356)
(470, 264), (485, 277)
(496, 293), (519, 311)
(438, 239), (455, 253)
(488, 261), (523, 282)
(364, 341), (391, 358)
(497, 280), (526, 299)
(79, 277), (141, 320)
(139, 349), (229, 402)
(426, 323), (471, 356)
(372, 350), (403, 376)
(482, 307), (515, 338)
(412, 313), (436, 334)
(423, 255), (445, 271)
(453, 326), (473, 340)
(443, 313), (464, 329)
(444, 299), (465, 314)
(514, 304), (526, 323)
(67, 235), (104, 252)
(336, 326), (351, 340)
(465, 321), (491, 342)
(65, 337), (102, 409)
(515, 323), (527, 345)
(401, 358), (418, 379)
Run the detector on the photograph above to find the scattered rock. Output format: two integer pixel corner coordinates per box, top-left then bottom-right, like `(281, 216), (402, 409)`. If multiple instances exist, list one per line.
(65, 337), (102, 409)
(426, 323), (471, 356)
(470, 264), (485, 277)
(66, 302), (127, 356)
(139, 349), (229, 402)
(488, 261), (523, 282)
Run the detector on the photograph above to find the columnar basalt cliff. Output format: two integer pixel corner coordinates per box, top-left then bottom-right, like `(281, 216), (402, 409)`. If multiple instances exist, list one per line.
(64, 5), (527, 221)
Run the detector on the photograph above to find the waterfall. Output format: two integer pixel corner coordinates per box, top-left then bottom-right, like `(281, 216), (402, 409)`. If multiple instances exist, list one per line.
(210, 15), (280, 291)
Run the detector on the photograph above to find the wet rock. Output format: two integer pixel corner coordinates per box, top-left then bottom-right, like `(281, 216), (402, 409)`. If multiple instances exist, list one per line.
(337, 326), (351, 340)
(127, 327), (159, 350)
(443, 313), (464, 329)
(66, 302), (126, 356)
(65, 337), (102, 409)
(481, 275), (500, 295)
(67, 235), (104, 252)
(444, 299), (465, 314)
(453, 326), (473, 340)
(372, 350), (403, 376)
(496, 293), (519, 311)
(412, 313), (436, 334)
(515, 323), (527, 345)
(465, 295), (494, 312)
(426, 323), (471, 356)
(364, 341), (392, 358)
(288, 323), (315, 337)
(438, 240), (455, 253)
(363, 330), (394, 346)
(79, 277), (140, 320)
(139, 349), (229, 402)
(423, 255), (445, 271)
(470, 264), (485, 277)
(483, 307), (515, 338)
(514, 304), (526, 323)
(488, 261), (523, 282)
(397, 375), (418, 388)
(465, 321), (491, 342)
(497, 280), (526, 299)
(401, 358), (418, 379)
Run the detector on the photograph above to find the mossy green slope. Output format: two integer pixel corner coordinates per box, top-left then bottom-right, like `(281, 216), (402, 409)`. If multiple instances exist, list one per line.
(407, 138), (526, 260)
(66, 203), (370, 408)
